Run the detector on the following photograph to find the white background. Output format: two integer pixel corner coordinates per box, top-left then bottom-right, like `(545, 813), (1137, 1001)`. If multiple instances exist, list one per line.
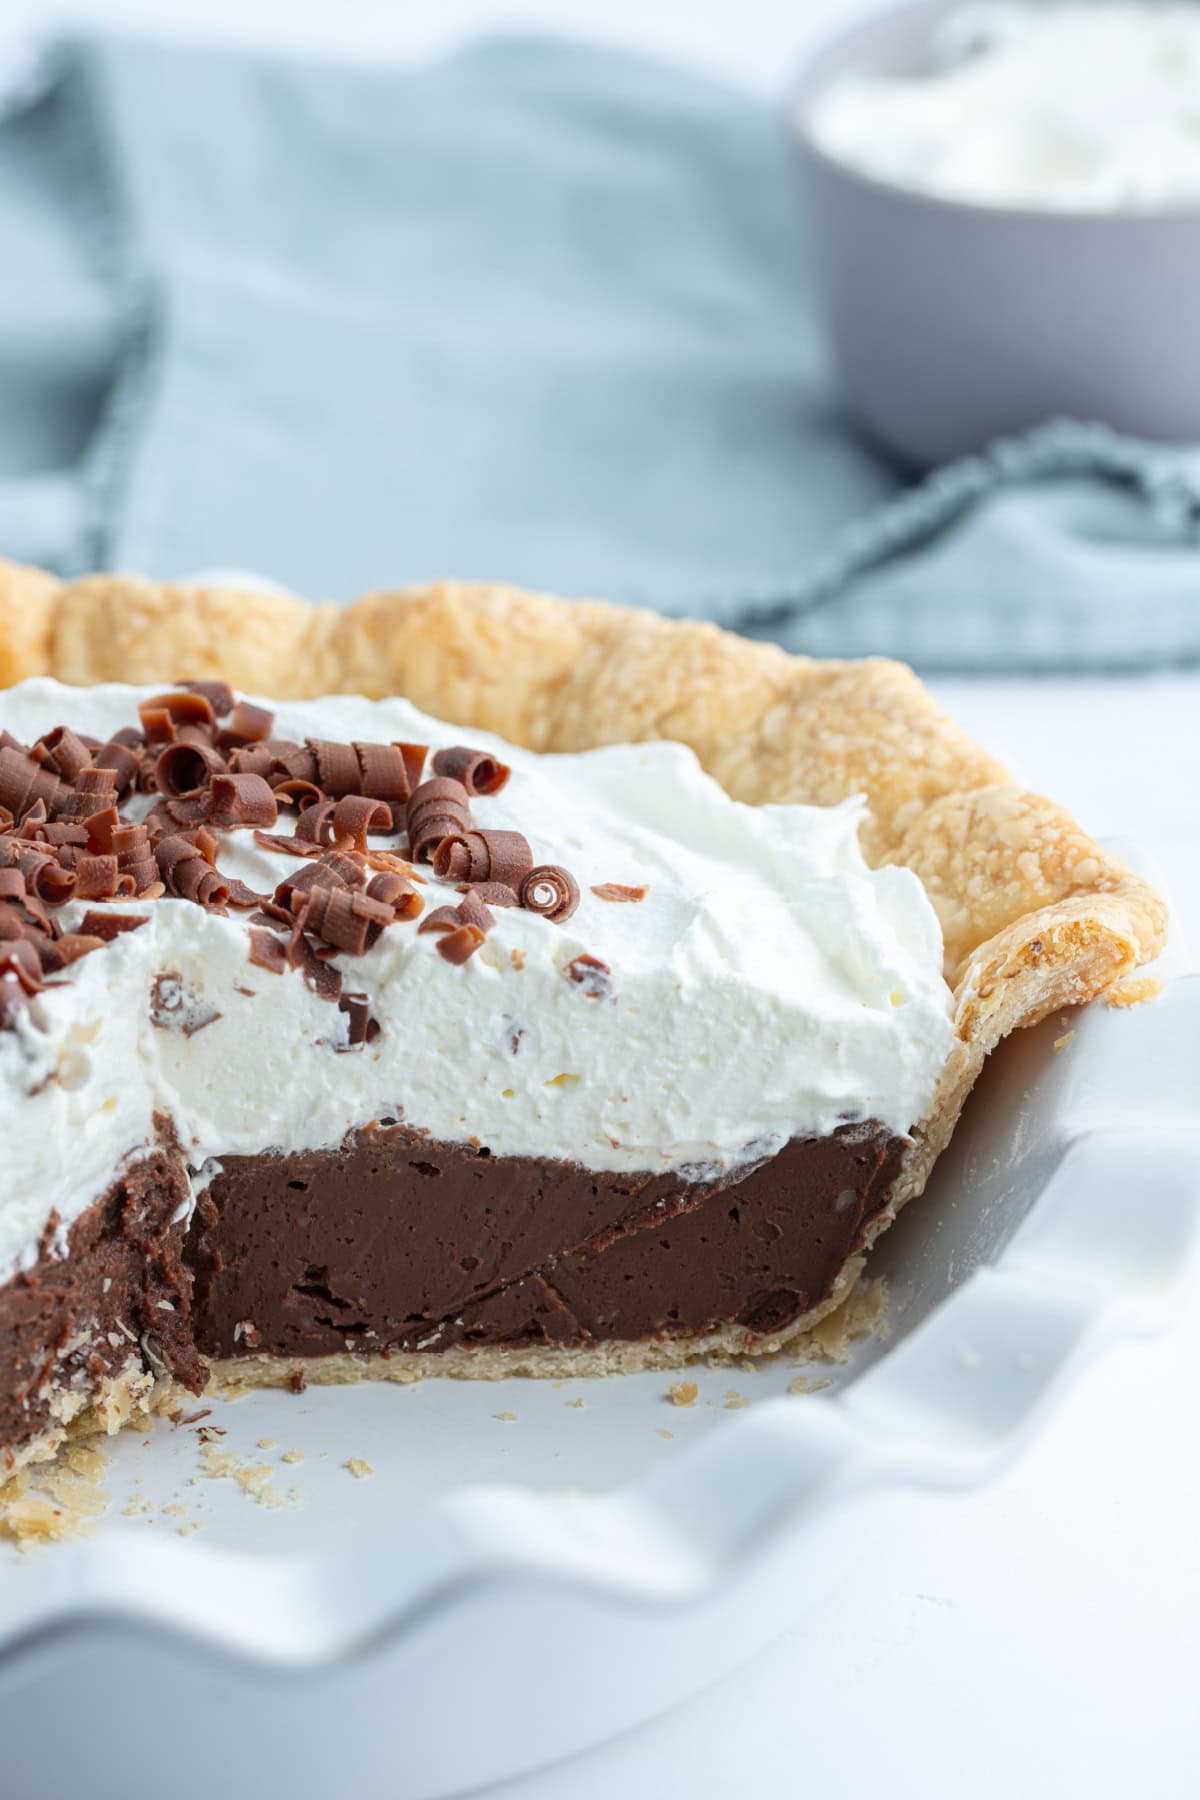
(3, 3), (1199, 1796)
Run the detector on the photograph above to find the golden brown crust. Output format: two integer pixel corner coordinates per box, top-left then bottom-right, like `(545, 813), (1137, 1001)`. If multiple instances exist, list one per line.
(0, 558), (1167, 1398)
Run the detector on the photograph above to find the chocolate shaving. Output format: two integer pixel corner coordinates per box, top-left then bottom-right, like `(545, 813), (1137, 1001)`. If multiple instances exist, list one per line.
(564, 954), (612, 998)
(435, 923), (486, 965)
(458, 881), (519, 907)
(519, 864), (580, 924)
(225, 878), (266, 910)
(150, 971), (223, 1036)
(248, 929), (288, 974)
(50, 933), (107, 967)
(398, 743), (428, 794)
(285, 921), (343, 1001)
(252, 830), (325, 860)
(77, 910), (150, 942)
(431, 744), (511, 796)
(591, 883), (648, 903)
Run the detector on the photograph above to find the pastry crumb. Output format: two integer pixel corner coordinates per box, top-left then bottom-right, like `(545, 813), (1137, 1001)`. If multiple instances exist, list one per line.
(668, 1381), (698, 1407)
(345, 1457), (374, 1479)
(1053, 1031), (1074, 1051)
(655, 1427), (674, 1439)
(788, 1375), (810, 1396)
(723, 1393), (749, 1410)
(281, 1448), (304, 1464)
(1105, 976), (1164, 1010)
(493, 1411), (518, 1422)
(564, 1398), (587, 1409)
(256, 1437), (277, 1450)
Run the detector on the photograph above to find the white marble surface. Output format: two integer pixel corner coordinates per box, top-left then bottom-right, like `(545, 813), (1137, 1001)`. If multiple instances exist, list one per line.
(2, 2), (1198, 1794)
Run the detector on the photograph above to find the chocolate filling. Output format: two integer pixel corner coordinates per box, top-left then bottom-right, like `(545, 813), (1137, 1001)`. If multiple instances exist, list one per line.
(0, 1133), (204, 1466)
(0, 1124), (902, 1459)
(188, 1124), (902, 1358)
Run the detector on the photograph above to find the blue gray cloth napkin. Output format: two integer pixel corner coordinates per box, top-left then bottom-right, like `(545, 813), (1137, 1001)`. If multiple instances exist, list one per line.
(1, 30), (1197, 672)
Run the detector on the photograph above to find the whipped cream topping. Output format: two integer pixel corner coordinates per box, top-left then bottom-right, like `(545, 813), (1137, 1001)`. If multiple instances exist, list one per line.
(809, 4), (1200, 212)
(0, 680), (954, 1278)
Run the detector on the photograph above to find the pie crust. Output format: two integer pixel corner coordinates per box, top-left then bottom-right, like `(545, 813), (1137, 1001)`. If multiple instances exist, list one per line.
(0, 555), (1168, 1416)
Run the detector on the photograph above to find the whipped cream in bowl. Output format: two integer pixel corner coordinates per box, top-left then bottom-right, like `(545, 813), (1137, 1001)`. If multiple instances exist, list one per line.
(0, 678), (956, 1282)
(794, 1), (1200, 462)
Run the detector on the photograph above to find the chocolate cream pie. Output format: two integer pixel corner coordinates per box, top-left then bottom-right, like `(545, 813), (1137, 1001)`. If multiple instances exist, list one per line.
(0, 557), (1167, 1484)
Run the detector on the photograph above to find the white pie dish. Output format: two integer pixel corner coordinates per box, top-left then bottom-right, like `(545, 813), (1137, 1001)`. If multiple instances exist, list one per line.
(0, 844), (1194, 1799)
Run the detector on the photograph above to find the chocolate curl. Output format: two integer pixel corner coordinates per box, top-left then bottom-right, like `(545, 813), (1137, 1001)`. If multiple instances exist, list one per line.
(263, 741), (320, 787)
(34, 726), (93, 784)
(0, 869), (25, 902)
(0, 804), (12, 834)
(336, 991), (377, 1049)
(455, 888), (496, 934)
(293, 799), (337, 849)
(273, 779), (324, 811)
(214, 699), (274, 750)
(406, 776), (471, 863)
(27, 859), (76, 905)
(227, 743), (274, 780)
(76, 854), (120, 900)
(45, 933), (106, 969)
(331, 794), (391, 852)
(154, 739), (227, 798)
(140, 690), (216, 735)
(295, 885), (393, 956)
(352, 742), (413, 804)
(308, 739), (361, 797)
(432, 829), (532, 888)
(1, 937), (44, 989)
(17, 798), (48, 839)
(82, 805), (120, 856)
(77, 910), (149, 942)
(248, 928), (288, 974)
(93, 739), (141, 796)
(365, 870), (422, 921)
(112, 822), (159, 896)
(0, 746), (64, 822)
(399, 743), (428, 793)
(35, 823), (88, 850)
(209, 772), (278, 829)
(436, 923), (485, 965)
(431, 744), (511, 797)
(519, 865), (580, 924)
(181, 679), (235, 717)
(54, 765), (121, 824)
(417, 905), (465, 936)
(285, 923), (343, 1002)
(458, 882), (519, 907)
(154, 835), (231, 908)
(272, 851), (364, 912)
